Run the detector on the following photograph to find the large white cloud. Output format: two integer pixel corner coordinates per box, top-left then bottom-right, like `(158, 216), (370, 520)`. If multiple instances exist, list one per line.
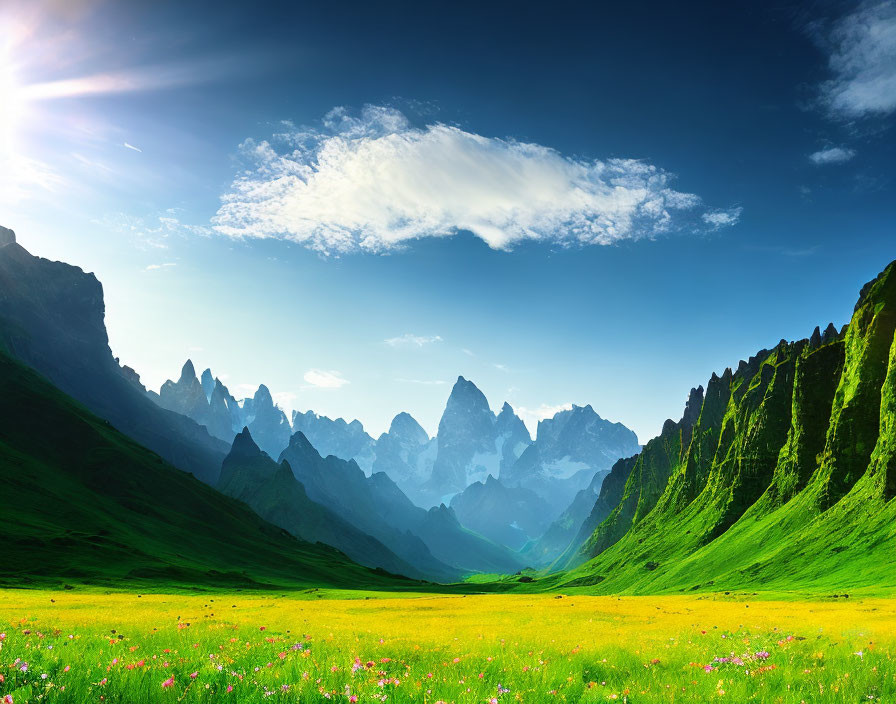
(820, 1), (896, 118)
(212, 106), (739, 255)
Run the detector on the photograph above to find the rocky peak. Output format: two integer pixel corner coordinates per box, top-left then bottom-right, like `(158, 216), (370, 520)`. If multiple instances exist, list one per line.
(445, 376), (492, 413)
(179, 359), (198, 385)
(228, 427), (263, 459)
(253, 384), (274, 407)
(388, 411), (429, 444)
(821, 322), (839, 344)
(0, 226), (15, 247)
(680, 386), (704, 429)
(809, 326), (822, 348)
(285, 430), (320, 458)
(200, 368), (215, 400)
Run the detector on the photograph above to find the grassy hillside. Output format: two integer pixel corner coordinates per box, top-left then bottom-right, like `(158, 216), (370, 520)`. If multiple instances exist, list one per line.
(0, 349), (414, 590)
(555, 260), (896, 595)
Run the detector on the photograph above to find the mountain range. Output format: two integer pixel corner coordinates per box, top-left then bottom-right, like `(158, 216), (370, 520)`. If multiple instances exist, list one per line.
(149, 359), (640, 555)
(1, 221), (892, 594)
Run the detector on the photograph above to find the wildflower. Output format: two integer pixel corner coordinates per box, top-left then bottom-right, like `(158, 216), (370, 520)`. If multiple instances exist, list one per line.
(162, 676), (175, 688)
(226, 685), (233, 692)
(190, 672), (198, 679)
(64, 666), (70, 672)
(4, 695), (13, 704)
(755, 651), (770, 660)
(349, 697), (358, 703)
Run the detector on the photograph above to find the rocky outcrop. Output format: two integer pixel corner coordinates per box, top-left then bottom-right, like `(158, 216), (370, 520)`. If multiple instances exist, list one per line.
(371, 412), (437, 503)
(0, 227), (227, 484)
(244, 384), (292, 459)
(291, 410), (377, 473)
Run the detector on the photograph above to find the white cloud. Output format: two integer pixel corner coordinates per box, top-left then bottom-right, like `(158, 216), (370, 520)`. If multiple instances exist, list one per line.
(303, 369), (349, 389)
(145, 262), (176, 271)
(820, 1), (896, 118)
(514, 402), (573, 438)
(808, 146), (857, 164)
(212, 106), (739, 255)
(384, 333), (443, 348)
(701, 207), (743, 230)
(123, 142), (143, 153)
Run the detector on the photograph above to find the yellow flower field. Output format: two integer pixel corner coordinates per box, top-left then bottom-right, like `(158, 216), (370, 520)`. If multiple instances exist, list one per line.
(0, 589), (893, 702)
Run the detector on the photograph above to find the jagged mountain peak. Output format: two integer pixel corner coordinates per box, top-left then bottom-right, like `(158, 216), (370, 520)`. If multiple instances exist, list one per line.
(200, 368), (215, 399)
(681, 386), (704, 428)
(254, 383), (273, 404)
(228, 426), (264, 459)
(388, 411), (429, 440)
(285, 429), (321, 458)
(179, 359), (198, 384)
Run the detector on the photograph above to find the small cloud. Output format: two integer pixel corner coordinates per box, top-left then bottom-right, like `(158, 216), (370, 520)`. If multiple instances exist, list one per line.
(701, 206), (742, 230)
(303, 369), (349, 388)
(123, 142), (143, 153)
(818, 1), (896, 119)
(461, 348), (476, 357)
(395, 378), (448, 385)
(808, 146), (856, 164)
(492, 363), (510, 372)
(145, 262), (176, 271)
(384, 333), (443, 348)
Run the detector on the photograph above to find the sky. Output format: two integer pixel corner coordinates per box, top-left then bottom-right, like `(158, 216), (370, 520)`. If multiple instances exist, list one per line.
(1, 0), (894, 441)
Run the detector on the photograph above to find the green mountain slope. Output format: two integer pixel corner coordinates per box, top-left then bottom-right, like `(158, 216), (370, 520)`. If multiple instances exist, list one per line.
(561, 260), (896, 594)
(0, 349), (412, 590)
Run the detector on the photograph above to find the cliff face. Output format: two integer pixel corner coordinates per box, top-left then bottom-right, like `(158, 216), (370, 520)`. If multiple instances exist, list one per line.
(565, 260), (896, 593)
(0, 229), (227, 484)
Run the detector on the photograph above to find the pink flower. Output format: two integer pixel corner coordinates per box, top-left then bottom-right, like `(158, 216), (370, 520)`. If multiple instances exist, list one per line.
(190, 672), (198, 679)
(4, 695), (13, 704)
(350, 697), (358, 703)
(64, 666), (70, 672)
(226, 685), (233, 692)
(162, 676), (175, 688)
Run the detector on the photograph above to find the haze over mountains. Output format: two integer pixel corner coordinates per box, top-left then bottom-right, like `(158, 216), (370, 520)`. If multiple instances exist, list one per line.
(1, 223), (893, 593)
(148, 346), (641, 556)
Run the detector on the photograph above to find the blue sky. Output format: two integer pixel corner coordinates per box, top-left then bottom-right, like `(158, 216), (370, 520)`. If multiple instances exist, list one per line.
(1, 0), (894, 440)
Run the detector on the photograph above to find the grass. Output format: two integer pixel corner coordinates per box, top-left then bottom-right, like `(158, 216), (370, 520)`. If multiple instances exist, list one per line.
(0, 589), (893, 703)
(0, 349), (416, 592)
